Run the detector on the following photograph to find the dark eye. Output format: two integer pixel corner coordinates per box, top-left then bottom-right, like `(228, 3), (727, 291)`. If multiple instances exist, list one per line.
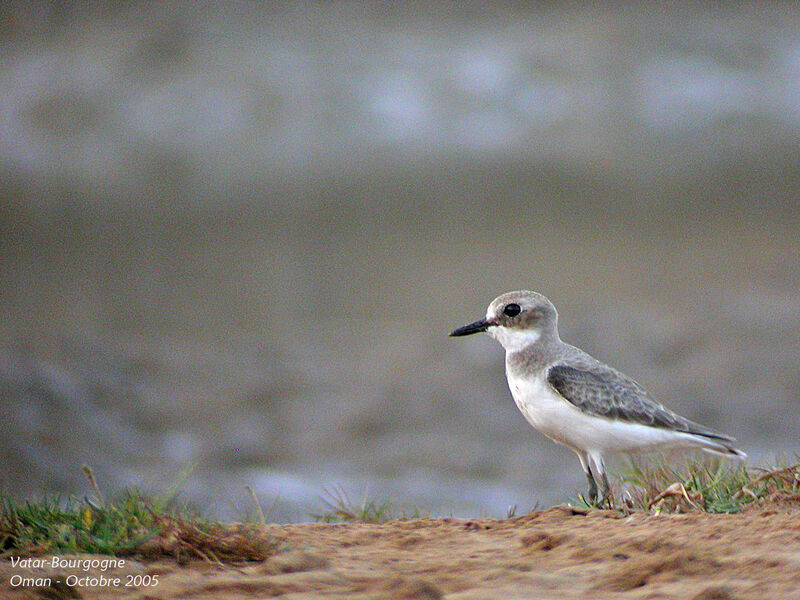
(503, 303), (521, 317)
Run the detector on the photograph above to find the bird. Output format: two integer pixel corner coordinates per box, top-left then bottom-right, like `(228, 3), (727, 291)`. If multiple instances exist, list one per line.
(450, 290), (746, 504)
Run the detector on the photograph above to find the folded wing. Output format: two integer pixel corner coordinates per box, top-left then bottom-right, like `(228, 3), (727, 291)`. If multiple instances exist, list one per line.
(546, 364), (735, 442)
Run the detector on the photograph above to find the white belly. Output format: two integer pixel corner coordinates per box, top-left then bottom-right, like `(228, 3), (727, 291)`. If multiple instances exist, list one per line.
(506, 370), (700, 455)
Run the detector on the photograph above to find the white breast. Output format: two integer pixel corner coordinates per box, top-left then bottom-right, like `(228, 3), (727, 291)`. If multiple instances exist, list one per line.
(506, 369), (581, 448)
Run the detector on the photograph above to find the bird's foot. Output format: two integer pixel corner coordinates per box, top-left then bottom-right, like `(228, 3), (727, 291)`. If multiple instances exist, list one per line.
(580, 489), (614, 509)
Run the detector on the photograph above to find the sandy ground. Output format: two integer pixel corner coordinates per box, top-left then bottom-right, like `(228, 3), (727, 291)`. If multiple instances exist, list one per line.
(3, 500), (800, 600)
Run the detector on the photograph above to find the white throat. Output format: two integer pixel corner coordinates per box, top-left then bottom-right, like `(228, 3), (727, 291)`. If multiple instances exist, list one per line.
(488, 325), (541, 352)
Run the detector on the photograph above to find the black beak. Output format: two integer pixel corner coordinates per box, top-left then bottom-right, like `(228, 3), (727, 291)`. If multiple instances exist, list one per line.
(450, 318), (493, 336)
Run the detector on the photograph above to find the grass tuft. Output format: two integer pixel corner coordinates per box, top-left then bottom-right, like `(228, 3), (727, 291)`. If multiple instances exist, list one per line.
(616, 456), (800, 514)
(0, 491), (278, 562)
(310, 485), (428, 523)
(0, 468), (279, 563)
(1, 490), (165, 557)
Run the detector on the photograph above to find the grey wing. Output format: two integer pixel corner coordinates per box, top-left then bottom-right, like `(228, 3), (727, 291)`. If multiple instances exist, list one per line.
(546, 364), (734, 441)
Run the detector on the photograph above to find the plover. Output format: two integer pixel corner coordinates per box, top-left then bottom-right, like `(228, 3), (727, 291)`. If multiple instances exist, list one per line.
(450, 290), (745, 504)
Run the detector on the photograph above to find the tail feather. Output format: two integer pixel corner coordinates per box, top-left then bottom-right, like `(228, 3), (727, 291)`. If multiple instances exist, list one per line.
(695, 436), (747, 460)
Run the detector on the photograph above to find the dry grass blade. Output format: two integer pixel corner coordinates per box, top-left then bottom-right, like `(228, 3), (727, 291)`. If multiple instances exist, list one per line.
(136, 515), (278, 563)
(81, 465), (105, 506)
(749, 463), (800, 486)
(734, 463), (800, 501)
(648, 482), (703, 512)
(245, 485), (266, 525)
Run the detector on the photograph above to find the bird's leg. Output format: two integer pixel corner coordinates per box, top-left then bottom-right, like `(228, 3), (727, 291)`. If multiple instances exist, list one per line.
(586, 473), (599, 505)
(592, 456), (612, 507)
(600, 471), (611, 504)
(577, 451), (599, 505)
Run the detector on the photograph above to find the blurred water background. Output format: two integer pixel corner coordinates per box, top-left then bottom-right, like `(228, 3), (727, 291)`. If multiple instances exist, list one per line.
(2, 2), (799, 521)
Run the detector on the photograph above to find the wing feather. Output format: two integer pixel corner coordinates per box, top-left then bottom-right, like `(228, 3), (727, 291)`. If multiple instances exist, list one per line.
(546, 364), (734, 441)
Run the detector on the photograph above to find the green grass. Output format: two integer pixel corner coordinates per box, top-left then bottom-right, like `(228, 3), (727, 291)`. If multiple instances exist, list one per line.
(2, 489), (170, 556)
(310, 485), (429, 523)
(0, 467), (278, 562)
(608, 456), (800, 514)
(0, 491), (279, 563)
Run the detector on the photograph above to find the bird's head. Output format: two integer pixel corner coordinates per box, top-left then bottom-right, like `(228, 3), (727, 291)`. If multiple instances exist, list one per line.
(450, 290), (559, 351)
